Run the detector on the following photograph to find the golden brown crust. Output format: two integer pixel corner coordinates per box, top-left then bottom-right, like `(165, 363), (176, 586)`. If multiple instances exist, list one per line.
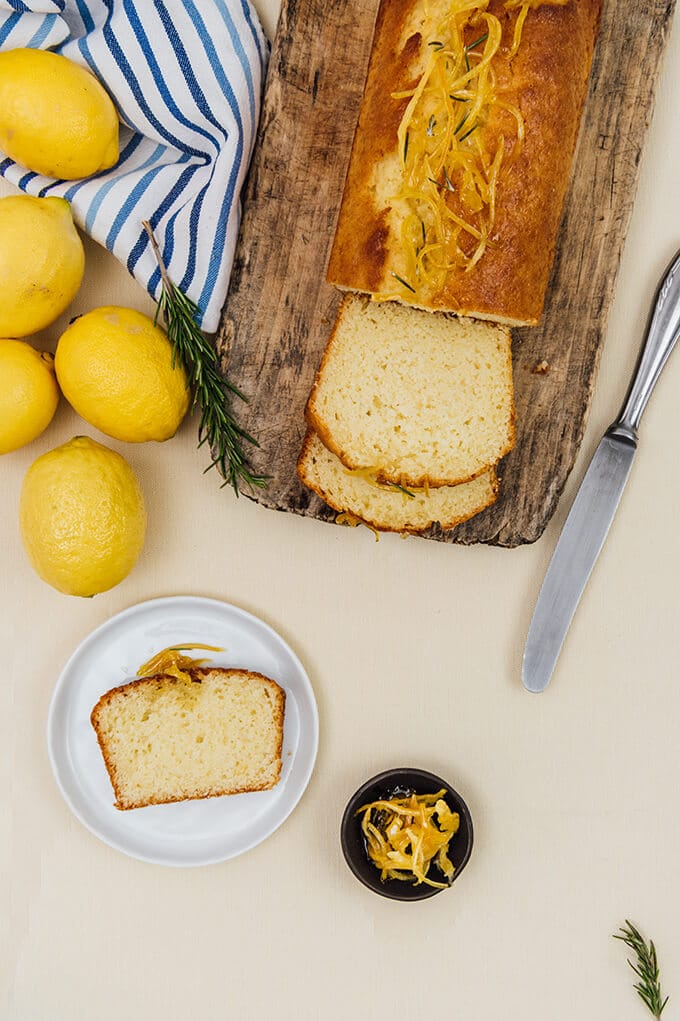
(91, 669), (286, 812)
(297, 429), (499, 534)
(326, 0), (603, 326)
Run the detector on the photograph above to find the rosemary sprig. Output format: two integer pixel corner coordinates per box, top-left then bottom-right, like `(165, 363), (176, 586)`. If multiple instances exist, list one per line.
(142, 221), (267, 495)
(614, 921), (669, 1019)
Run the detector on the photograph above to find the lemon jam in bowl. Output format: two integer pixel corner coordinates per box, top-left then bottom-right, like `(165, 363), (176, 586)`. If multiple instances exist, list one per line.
(340, 767), (473, 901)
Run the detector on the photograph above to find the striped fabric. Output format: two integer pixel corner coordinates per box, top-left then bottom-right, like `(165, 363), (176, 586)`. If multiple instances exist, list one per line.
(0, 1), (268, 332)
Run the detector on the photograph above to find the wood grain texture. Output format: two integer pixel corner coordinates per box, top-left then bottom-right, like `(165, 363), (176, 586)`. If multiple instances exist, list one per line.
(217, 0), (676, 547)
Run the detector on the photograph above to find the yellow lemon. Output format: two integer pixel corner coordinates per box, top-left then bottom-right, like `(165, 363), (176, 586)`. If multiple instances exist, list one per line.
(55, 306), (190, 442)
(0, 338), (60, 453)
(19, 436), (146, 597)
(0, 48), (119, 179)
(0, 195), (85, 337)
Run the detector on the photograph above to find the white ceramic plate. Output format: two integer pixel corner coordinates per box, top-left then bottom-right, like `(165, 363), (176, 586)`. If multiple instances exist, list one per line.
(47, 596), (318, 867)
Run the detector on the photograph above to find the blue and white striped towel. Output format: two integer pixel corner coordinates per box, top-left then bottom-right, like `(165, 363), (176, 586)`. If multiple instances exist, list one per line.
(0, 1), (268, 332)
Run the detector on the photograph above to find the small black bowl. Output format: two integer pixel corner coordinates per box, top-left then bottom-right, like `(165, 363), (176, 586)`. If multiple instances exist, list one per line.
(340, 767), (474, 901)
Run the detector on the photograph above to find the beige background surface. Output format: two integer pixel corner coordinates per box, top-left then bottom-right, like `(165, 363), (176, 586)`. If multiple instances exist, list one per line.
(2, 3), (680, 1018)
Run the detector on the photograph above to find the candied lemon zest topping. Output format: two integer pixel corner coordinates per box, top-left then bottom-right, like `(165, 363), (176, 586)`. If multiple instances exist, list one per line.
(344, 465), (420, 499)
(137, 644), (224, 683)
(505, 0), (569, 55)
(390, 0), (567, 294)
(358, 790), (460, 888)
(335, 511), (381, 541)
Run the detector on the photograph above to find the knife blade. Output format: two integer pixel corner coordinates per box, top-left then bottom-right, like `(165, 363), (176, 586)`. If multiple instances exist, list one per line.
(523, 249), (680, 693)
(522, 429), (635, 693)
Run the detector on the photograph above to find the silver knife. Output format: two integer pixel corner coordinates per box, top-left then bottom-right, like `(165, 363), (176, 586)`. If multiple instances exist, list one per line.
(523, 249), (680, 693)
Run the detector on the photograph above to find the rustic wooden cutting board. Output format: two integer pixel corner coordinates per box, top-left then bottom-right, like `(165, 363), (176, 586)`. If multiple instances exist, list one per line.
(217, 0), (676, 547)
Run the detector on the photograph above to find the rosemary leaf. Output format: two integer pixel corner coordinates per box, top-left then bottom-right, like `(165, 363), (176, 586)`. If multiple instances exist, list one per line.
(454, 110), (470, 135)
(142, 221), (267, 495)
(386, 482), (416, 499)
(459, 123), (479, 142)
(465, 31), (488, 51)
(391, 272), (416, 294)
(614, 921), (669, 1020)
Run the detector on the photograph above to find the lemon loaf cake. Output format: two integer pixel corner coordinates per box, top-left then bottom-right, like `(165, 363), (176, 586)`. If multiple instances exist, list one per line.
(91, 668), (285, 811)
(326, 0), (602, 326)
(306, 295), (514, 488)
(298, 430), (498, 533)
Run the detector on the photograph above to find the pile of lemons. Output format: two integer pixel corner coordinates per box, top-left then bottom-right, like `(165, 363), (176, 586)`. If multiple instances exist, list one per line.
(0, 49), (190, 597)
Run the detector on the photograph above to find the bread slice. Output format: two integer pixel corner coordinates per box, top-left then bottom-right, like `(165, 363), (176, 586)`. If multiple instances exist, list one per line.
(91, 668), (285, 811)
(298, 430), (498, 533)
(306, 295), (514, 488)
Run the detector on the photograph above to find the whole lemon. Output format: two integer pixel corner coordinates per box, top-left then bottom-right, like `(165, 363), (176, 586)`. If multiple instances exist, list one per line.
(0, 339), (60, 453)
(0, 48), (119, 179)
(19, 436), (146, 597)
(55, 307), (190, 443)
(0, 195), (85, 337)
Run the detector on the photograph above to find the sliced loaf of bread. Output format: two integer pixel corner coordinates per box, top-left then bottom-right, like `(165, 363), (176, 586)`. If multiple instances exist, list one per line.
(298, 430), (497, 533)
(91, 668), (285, 811)
(306, 295), (514, 488)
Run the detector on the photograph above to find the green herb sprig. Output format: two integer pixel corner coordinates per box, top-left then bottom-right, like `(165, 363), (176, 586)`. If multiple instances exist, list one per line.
(614, 921), (669, 1019)
(143, 221), (267, 495)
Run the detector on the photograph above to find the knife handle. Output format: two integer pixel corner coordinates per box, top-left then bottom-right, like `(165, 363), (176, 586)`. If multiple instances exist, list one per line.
(616, 249), (680, 437)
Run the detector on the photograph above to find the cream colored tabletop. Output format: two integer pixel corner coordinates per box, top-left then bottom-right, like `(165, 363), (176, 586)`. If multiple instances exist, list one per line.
(2, 4), (679, 1018)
